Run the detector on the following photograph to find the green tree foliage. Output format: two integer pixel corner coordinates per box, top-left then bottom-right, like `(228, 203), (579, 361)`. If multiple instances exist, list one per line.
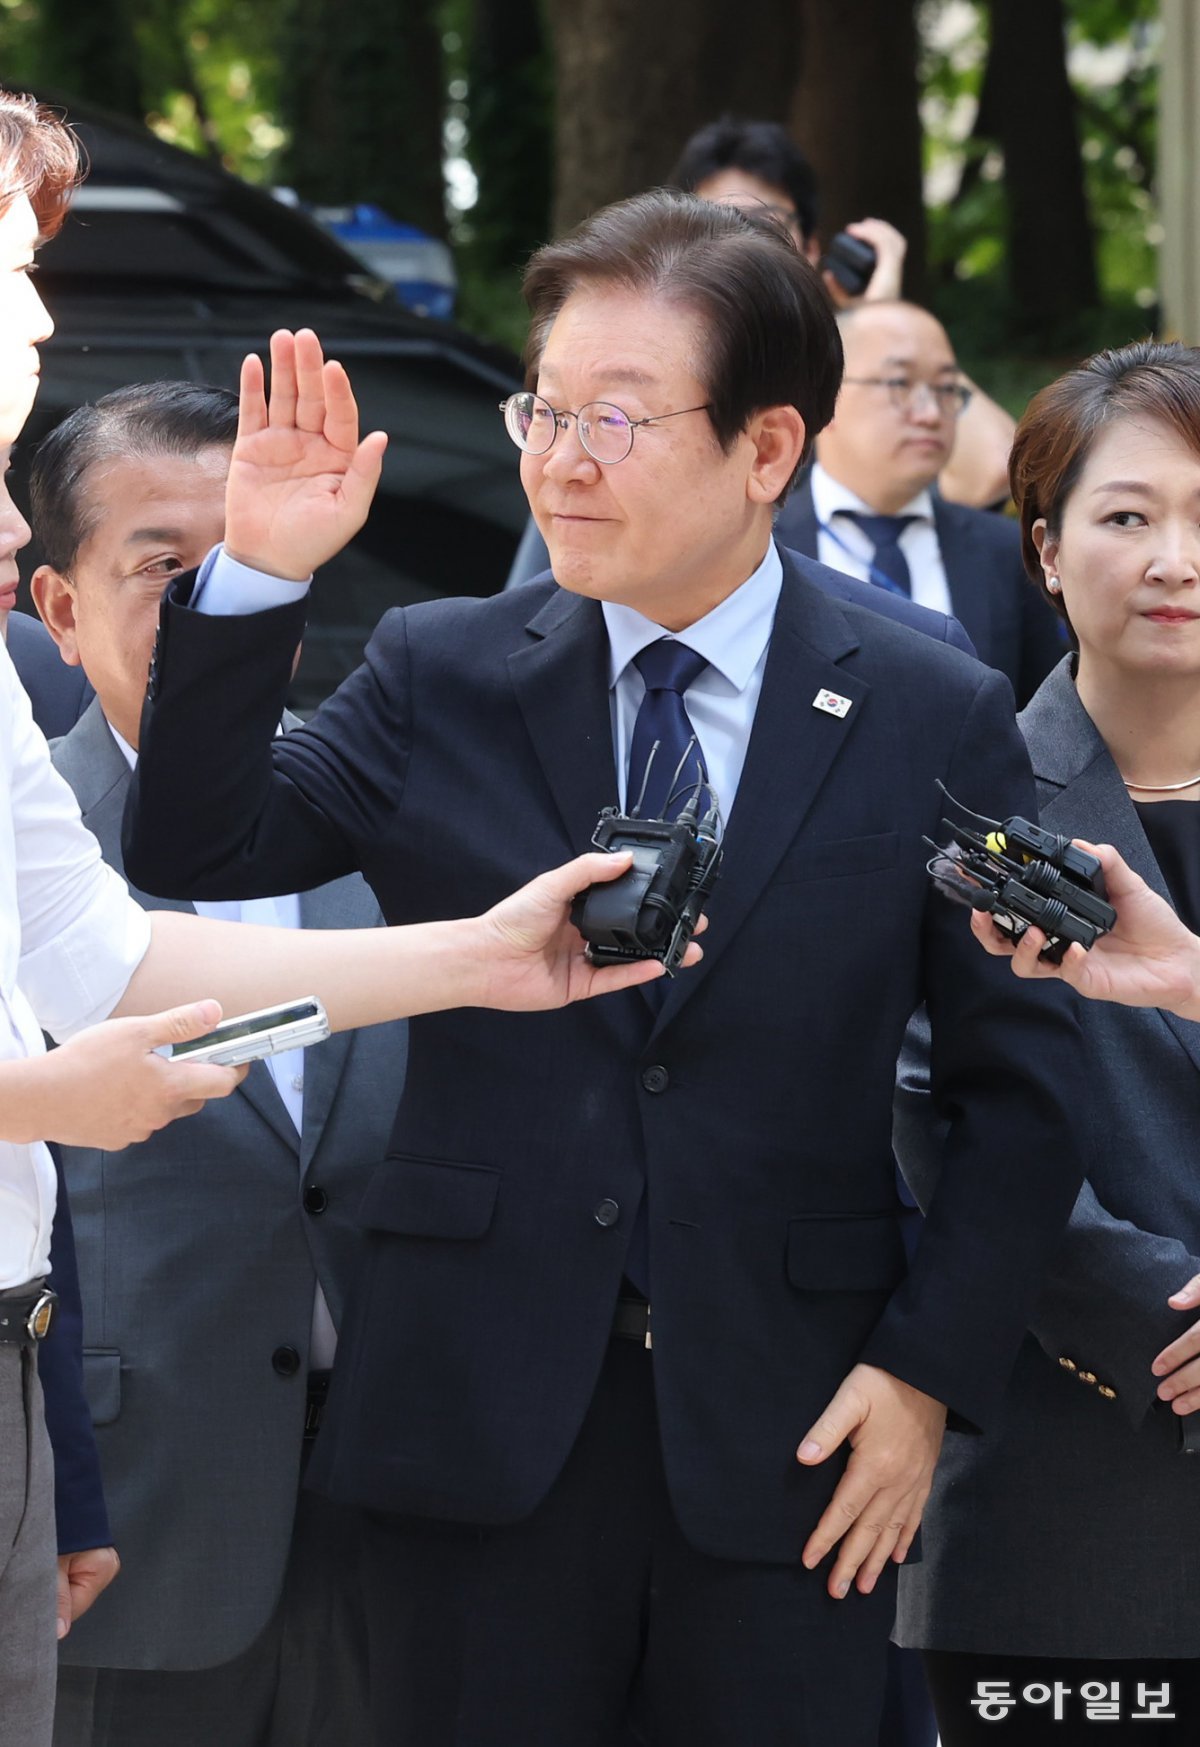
(922, 0), (1158, 379)
(0, 0), (1164, 379)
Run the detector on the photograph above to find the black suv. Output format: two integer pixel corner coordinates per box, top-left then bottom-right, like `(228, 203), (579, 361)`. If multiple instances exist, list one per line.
(18, 96), (525, 709)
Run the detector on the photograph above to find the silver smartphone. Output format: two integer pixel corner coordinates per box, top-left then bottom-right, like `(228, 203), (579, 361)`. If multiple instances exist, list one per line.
(164, 997), (330, 1067)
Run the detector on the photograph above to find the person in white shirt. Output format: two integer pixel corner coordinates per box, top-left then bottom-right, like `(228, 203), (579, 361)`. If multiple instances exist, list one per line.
(0, 90), (682, 1747)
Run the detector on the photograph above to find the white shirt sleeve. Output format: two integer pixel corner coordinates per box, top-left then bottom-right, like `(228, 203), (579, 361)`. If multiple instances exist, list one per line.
(192, 544), (313, 615)
(3, 653), (151, 1040)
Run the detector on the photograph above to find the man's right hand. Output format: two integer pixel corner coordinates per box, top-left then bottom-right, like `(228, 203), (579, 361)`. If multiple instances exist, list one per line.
(223, 328), (388, 583)
(34, 1001), (246, 1149)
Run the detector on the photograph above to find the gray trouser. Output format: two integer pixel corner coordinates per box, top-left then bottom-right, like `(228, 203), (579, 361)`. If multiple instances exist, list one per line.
(0, 1308), (58, 1747)
(53, 1486), (371, 1747)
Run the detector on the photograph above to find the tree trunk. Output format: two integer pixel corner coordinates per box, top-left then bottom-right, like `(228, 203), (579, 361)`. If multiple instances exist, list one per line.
(279, 0), (446, 237)
(549, 0), (796, 234)
(466, 0), (552, 274)
(985, 0), (1098, 336)
(35, 0), (144, 120)
(788, 0), (926, 294)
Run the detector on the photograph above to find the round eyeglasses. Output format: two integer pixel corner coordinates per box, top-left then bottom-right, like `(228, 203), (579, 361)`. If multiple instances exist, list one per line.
(500, 391), (712, 465)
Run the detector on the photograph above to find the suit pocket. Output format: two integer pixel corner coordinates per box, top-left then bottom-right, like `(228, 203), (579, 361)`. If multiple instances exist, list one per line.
(359, 1156), (501, 1240)
(773, 831), (899, 885)
(786, 1214), (906, 1292)
(81, 1348), (121, 1426)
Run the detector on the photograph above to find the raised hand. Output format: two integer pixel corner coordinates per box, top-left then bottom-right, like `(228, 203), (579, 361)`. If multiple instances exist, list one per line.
(970, 839), (1200, 1019)
(223, 328), (388, 582)
(474, 851), (704, 1011)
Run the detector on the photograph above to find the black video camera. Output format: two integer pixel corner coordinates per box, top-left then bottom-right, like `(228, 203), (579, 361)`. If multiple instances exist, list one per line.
(819, 230), (877, 299)
(571, 750), (723, 976)
(925, 784), (1116, 963)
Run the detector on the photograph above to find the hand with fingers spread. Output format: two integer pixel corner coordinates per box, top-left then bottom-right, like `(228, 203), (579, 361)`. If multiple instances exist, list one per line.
(223, 327), (388, 583)
(970, 839), (1200, 1019)
(1151, 1274), (1200, 1415)
(797, 1363), (946, 1599)
(23, 1001), (247, 1150)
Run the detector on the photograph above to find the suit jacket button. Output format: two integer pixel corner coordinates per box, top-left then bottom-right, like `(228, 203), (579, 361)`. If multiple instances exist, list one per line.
(1078, 1371), (1097, 1385)
(1058, 1357), (1077, 1372)
(593, 1199), (620, 1228)
(641, 1065), (669, 1094)
(303, 1185), (328, 1215)
(272, 1345), (301, 1377)
(1098, 1384), (1117, 1400)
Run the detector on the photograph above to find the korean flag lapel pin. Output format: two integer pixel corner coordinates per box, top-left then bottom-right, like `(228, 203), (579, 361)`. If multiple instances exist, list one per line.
(813, 688), (852, 719)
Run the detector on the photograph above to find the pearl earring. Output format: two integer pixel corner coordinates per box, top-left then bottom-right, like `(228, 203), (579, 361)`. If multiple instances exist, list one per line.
(1047, 578), (1061, 594)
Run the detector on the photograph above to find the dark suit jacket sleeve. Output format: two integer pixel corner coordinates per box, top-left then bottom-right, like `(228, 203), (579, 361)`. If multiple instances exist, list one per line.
(896, 1021), (1200, 1436)
(124, 575), (409, 898)
(39, 1146), (111, 1554)
(860, 670), (1087, 1427)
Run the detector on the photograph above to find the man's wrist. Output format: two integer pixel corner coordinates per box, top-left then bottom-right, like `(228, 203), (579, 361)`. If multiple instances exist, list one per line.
(221, 546), (311, 586)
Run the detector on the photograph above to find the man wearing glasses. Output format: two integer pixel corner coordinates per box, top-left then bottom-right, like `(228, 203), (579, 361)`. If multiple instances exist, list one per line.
(775, 301), (1064, 707)
(125, 192), (1088, 1746)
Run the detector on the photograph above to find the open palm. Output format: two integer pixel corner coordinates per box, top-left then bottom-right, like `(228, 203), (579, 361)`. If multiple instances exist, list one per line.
(223, 328), (388, 582)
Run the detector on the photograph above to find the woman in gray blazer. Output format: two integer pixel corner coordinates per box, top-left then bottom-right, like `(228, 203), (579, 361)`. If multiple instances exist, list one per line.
(895, 340), (1200, 1745)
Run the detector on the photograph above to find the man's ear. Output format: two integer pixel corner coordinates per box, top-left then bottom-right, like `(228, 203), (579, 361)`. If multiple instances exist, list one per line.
(746, 405), (806, 506)
(31, 565), (82, 666)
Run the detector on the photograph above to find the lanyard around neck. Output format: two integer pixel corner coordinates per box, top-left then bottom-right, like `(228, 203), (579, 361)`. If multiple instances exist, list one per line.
(815, 515), (910, 598)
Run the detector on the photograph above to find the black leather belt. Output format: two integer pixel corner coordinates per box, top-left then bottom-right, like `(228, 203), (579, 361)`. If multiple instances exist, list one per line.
(0, 1285), (56, 1345)
(304, 1369), (331, 1440)
(612, 1298), (652, 1350)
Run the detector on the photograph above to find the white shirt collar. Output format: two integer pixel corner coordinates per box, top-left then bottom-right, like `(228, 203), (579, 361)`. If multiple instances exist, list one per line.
(810, 461), (934, 526)
(601, 542), (783, 694)
(108, 721), (138, 770)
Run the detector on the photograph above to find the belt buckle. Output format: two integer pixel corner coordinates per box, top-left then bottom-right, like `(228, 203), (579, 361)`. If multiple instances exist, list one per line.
(25, 1289), (56, 1342)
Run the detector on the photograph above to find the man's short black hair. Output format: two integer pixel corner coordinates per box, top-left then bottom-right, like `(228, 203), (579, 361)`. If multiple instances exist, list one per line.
(31, 380), (238, 574)
(522, 189), (842, 492)
(670, 117), (819, 245)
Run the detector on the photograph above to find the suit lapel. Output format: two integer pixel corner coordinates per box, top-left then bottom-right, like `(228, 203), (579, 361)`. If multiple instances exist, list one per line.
(1026, 662), (1200, 1078)
(651, 557), (866, 1033)
(507, 588), (620, 850)
(933, 499), (995, 657)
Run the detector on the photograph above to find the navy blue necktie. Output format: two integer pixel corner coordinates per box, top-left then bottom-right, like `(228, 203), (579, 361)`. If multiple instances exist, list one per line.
(622, 640), (709, 1301)
(627, 640), (709, 819)
(836, 511), (920, 597)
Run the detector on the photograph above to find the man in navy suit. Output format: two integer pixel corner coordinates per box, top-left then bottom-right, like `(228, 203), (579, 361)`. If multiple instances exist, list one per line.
(774, 301), (1064, 706)
(123, 195), (1087, 1746)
